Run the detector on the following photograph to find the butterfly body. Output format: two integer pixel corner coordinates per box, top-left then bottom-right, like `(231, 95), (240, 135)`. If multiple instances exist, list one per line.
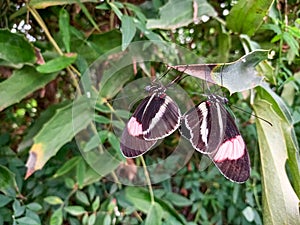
(180, 94), (250, 183)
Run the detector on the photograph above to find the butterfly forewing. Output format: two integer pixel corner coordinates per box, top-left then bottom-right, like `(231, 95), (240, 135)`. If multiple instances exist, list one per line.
(180, 94), (250, 183)
(143, 95), (181, 140)
(180, 101), (224, 154)
(120, 91), (181, 158)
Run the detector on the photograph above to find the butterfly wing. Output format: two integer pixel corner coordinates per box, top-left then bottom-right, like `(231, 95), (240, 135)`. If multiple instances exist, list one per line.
(120, 96), (157, 158)
(180, 101), (224, 154)
(142, 95), (181, 140)
(180, 97), (250, 182)
(120, 94), (181, 157)
(210, 104), (250, 183)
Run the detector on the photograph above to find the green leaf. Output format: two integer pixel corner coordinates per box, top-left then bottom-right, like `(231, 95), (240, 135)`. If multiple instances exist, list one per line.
(53, 156), (81, 178)
(125, 187), (186, 224)
(147, 0), (217, 30)
(164, 192), (193, 207)
(44, 196), (64, 205)
(76, 191), (90, 206)
(29, 0), (98, 9)
(25, 96), (93, 178)
(145, 203), (163, 225)
(13, 200), (25, 217)
(50, 208), (63, 225)
(88, 213), (96, 225)
(94, 115), (111, 124)
(59, 8), (71, 52)
(0, 165), (18, 196)
(92, 196), (100, 211)
(0, 66), (58, 111)
(75, 0), (100, 31)
(76, 158), (86, 189)
(121, 15), (136, 51)
(171, 50), (270, 94)
(15, 216), (39, 225)
(64, 206), (86, 216)
(36, 54), (77, 73)
(0, 29), (35, 66)
(26, 203), (43, 211)
(242, 206), (255, 222)
(226, 0), (274, 36)
(0, 194), (12, 207)
(253, 85), (300, 225)
(108, 2), (123, 19)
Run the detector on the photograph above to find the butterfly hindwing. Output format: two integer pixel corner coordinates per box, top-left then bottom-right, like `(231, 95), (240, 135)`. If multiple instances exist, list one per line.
(210, 104), (250, 183)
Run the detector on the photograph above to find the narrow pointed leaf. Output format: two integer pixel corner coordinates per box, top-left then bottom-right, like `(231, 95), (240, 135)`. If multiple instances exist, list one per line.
(36, 54), (77, 73)
(59, 9), (71, 52)
(171, 50), (270, 94)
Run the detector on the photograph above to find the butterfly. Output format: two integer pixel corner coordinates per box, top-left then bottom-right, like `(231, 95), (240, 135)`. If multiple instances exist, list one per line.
(120, 77), (182, 158)
(180, 94), (250, 183)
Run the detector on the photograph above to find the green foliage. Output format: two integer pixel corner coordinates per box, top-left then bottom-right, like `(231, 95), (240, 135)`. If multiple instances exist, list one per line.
(0, 0), (299, 225)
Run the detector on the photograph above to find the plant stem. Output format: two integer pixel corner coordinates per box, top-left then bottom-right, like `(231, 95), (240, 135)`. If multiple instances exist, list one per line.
(140, 156), (155, 205)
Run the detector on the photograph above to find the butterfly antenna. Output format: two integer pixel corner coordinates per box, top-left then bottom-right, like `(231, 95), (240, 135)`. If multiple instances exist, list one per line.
(230, 105), (273, 126)
(153, 66), (172, 83)
(166, 65), (189, 88)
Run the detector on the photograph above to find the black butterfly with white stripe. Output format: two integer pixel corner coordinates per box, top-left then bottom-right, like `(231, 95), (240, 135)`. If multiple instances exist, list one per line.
(180, 94), (250, 183)
(120, 78), (181, 158)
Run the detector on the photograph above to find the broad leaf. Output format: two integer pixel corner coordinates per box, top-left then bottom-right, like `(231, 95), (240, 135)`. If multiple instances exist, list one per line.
(0, 29), (35, 67)
(171, 50), (270, 94)
(25, 96), (93, 178)
(253, 85), (300, 225)
(0, 66), (58, 111)
(147, 0), (217, 30)
(226, 0), (274, 36)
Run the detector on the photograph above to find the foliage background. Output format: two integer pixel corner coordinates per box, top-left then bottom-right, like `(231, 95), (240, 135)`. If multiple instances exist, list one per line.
(0, 0), (299, 225)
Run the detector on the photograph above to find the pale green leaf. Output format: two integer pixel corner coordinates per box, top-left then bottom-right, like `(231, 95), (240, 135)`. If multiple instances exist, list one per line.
(64, 206), (86, 216)
(44, 196), (64, 205)
(253, 85), (300, 225)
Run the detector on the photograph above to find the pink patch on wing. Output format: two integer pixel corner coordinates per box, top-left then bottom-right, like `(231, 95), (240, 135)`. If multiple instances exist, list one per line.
(127, 117), (143, 136)
(213, 135), (245, 162)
